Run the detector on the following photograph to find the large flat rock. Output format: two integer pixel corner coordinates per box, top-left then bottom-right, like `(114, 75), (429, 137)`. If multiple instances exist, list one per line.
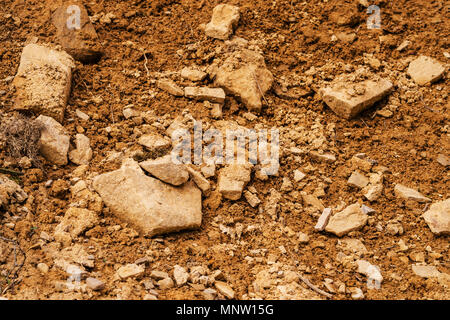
(13, 44), (75, 122)
(320, 78), (393, 119)
(423, 199), (450, 235)
(93, 159), (202, 237)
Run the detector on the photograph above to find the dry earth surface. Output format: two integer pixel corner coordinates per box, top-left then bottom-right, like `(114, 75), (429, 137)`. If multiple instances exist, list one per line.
(0, 0), (449, 300)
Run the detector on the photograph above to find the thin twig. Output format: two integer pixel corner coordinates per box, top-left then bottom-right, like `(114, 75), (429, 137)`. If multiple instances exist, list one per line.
(298, 273), (333, 299)
(143, 52), (150, 77)
(0, 235), (26, 295)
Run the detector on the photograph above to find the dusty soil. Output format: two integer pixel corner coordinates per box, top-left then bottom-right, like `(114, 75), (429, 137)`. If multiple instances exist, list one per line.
(0, 0), (448, 300)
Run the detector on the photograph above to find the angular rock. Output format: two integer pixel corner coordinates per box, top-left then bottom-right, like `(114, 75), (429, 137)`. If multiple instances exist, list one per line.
(293, 170), (306, 182)
(423, 199), (450, 235)
(157, 79), (184, 96)
(55, 207), (98, 238)
(394, 184), (431, 203)
(69, 133), (92, 165)
(309, 151), (336, 163)
(244, 191), (261, 207)
(184, 87), (225, 104)
(139, 155), (189, 186)
(264, 188), (282, 219)
(138, 133), (171, 153)
(151, 270), (170, 280)
(356, 260), (383, 288)
(437, 154), (450, 167)
(186, 167), (211, 195)
(51, 1), (102, 63)
(315, 208), (332, 231)
(117, 264), (145, 279)
(217, 164), (251, 200)
(212, 48), (273, 112)
(320, 78), (393, 119)
(36, 115), (70, 165)
(0, 174), (28, 208)
(347, 171), (369, 189)
(363, 184), (383, 201)
(215, 281), (235, 299)
(205, 4), (240, 40)
(325, 203), (368, 237)
(173, 265), (189, 286)
(407, 56), (445, 85)
(180, 67), (207, 81)
(412, 264), (441, 278)
(86, 277), (105, 291)
(13, 44), (75, 122)
(93, 159), (202, 237)
(157, 278), (174, 289)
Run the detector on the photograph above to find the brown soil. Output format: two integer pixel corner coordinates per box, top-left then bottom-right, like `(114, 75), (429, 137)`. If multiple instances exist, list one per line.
(0, 0), (448, 300)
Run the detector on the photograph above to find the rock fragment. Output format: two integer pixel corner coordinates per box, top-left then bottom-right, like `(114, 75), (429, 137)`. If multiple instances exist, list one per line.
(139, 155), (189, 186)
(412, 264), (441, 278)
(184, 87), (225, 104)
(205, 4), (240, 40)
(217, 164), (251, 200)
(315, 208), (332, 231)
(407, 56), (445, 85)
(186, 167), (211, 195)
(173, 265), (189, 286)
(181, 67), (207, 81)
(347, 171), (369, 189)
(356, 260), (383, 288)
(436, 154), (450, 167)
(423, 199), (450, 235)
(212, 48), (273, 112)
(69, 134), (92, 165)
(0, 174), (28, 208)
(117, 264), (145, 279)
(93, 159), (202, 237)
(320, 78), (393, 119)
(325, 203), (368, 237)
(157, 79), (184, 96)
(138, 133), (171, 153)
(55, 207), (98, 239)
(86, 277), (105, 291)
(244, 191), (261, 207)
(51, 1), (102, 63)
(36, 115), (70, 166)
(13, 44), (75, 122)
(394, 184), (431, 203)
(215, 281), (235, 299)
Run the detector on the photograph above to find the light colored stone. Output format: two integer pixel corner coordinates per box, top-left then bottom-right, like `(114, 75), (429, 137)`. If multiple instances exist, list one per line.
(86, 277), (105, 291)
(93, 159), (202, 237)
(205, 4), (240, 40)
(437, 154), (450, 166)
(186, 167), (211, 194)
(138, 133), (171, 153)
(212, 48), (273, 112)
(117, 263), (145, 279)
(37, 115), (70, 165)
(139, 155), (189, 186)
(13, 44), (75, 122)
(75, 109), (90, 121)
(309, 151), (336, 163)
(217, 164), (251, 200)
(293, 170), (306, 182)
(173, 265), (189, 286)
(325, 203), (368, 237)
(55, 207), (98, 239)
(320, 78), (393, 119)
(315, 208), (332, 231)
(244, 191), (261, 207)
(184, 87), (225, 104)
(201, 164), (216, 178)
(338, 239), (368, 255)
(37, 263), (49, 274)
(407, 56), (445, 85)
(423, 199), (450, 235)
(302, 194), (325, 211)
(347, 171), (369, 188)
(265, 188), (282, 219)
(412, 264), (441, 278)
(215, 281), (235, 299)
(151, 270), (170, 280)
(123, 107), (140, 119)
(0, 174), (28, 208)
(181, 67), (207, 81)
(356, 260), (383, 287)
(394, 184), (431, 203)
(51, 1), (102, 63)
(363, 184), (383, 201)
(157, 277), (174, 289)
(157, 79), (184, 96)
(298, 232), (309, 243)
(69, 133), (92, 165)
